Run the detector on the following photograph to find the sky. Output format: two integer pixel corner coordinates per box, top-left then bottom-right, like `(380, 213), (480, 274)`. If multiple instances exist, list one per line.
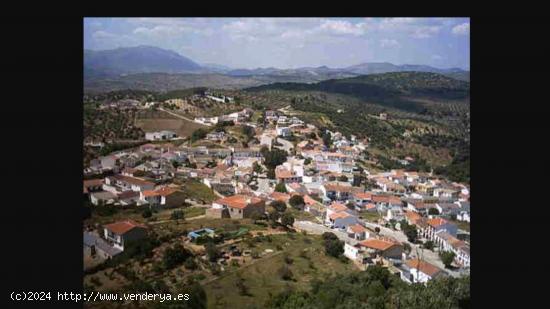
(84, 17), (470, 70)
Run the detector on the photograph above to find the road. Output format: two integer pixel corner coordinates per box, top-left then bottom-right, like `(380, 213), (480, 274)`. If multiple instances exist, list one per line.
(158, 108), (201, 124)
(294, 220), (462, 277)
(276, 138), (294, 153)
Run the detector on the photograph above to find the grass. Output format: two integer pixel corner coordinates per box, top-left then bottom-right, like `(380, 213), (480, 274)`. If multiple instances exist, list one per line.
(135, 109), (207, 137)
(358, 211), (382, 223)
(181, 179), (217, 203)
(203, 233), (356, 309)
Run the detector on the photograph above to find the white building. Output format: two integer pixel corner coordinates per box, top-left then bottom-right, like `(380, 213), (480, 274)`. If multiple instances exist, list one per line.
(145, 131), (177, 141)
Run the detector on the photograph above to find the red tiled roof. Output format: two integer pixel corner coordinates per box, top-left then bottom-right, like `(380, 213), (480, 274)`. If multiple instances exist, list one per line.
(324, 183), (352, 192)
(329, 212), (351, 220)
(329, 202), (348, 212)
(104, 220), (147, 235)
(427, 217), (448, 228)
(406, 259), (442, 277)
(348, 224), (367, 233)
(360, 239), (397, 251)
(354, 192), (373, 199)
(270, 192), (290, 202)
(215, 194), (263, 210)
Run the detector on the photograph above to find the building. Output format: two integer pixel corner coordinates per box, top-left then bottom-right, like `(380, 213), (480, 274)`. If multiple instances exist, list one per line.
(104, 175), (155, 193)
(275, 166), (302, 184)
(139, 187), (186, 208)
(347, 224), (369, 240)
(359, 239), (403, 260)
(84, 232), (122, 261)
(187, 228), (215, 241)
(401, 259), (445, 284)
(321, 182), (353, 201)
(84, 179), (104, 196)
(145, 131), (178, 141)
(211, 195), (265, 219)
(276, 126), (291, 137)
(103, 220), (148, 251)
(89, 191), (117, 206)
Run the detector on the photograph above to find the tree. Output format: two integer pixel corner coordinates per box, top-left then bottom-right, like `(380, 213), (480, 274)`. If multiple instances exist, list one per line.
(424, 240), (435, 250)
(428, 208), (440, 215)
(171, 210), (185, 221)
(263, 148), (288, 169)
(184, 258), (197, 270)
(281, 212), (295, 228)
(346, 202), (355, 210)
(403, 224), (418, 243)
(267, 169), (276, 179)
(308, 132), (317, 139)
(270, 200), (287, 213)
(440, 251), (456, 268)
(269, 209), (281, 224)
(304, 158), (312, 165)
(191, 128), (208, 142)
(324, 238), (344, 258)
(205, 242), (220, 262)
(275, 182), (287, 193)
(374, 227), (380, 234)
(142, 209), (152, 218)
(253, 161), (263, 174)
(163, 244), (191, 269)
(322, 232), (339, 242)
(289, 195), (304, 209)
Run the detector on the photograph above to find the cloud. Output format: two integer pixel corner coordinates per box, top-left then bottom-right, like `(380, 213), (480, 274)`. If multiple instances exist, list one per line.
(380, 39), (401, 48)
(452, 22), (470, 35)
(377, 18), (442, 39)
(92, 30), (119, 40)
(318, 20), (368, 36)
(432, 54), (443, 60)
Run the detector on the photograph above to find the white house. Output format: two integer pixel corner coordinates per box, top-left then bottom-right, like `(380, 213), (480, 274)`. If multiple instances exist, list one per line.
(145, 131), (177, 141)
(401, 259), (445, 284)
(103, 220), (148, 251)
(276, 126), (291, 137)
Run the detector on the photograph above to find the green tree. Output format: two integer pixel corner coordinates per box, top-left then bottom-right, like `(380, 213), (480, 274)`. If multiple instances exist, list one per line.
(263, 148), (288, 169)
(281, 212), (295, 227)
(171, 210), (185, 221)
(270, 200), (287, 213)
(428, 207), (440, 215)
(253, 161), (263, 174)
(275, 182), (287, 193)
(191, 128), (208, 142)
(324, 238), (344, 258)
(142, 209), (152, 218)
(440, 251), (456, 268)
(403, 224), (418, 243)
(288, 195), (304, 209)
(163, 244), (191, 269)
(424, 240), (435, 250)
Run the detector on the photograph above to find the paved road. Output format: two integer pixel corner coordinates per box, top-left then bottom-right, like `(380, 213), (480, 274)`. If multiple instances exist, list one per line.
(276, 138), (294, 152)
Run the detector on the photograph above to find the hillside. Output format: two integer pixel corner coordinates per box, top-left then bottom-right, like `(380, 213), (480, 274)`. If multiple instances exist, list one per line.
(246, 72), (470, 113)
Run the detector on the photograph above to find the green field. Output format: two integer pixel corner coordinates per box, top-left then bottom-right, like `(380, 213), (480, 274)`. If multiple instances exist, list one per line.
(203, 233), (357, 309)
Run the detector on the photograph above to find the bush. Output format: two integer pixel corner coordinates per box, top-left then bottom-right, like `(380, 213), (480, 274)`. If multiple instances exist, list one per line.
(324, 239), (344, 258)
(283, 253), (294, 265)
(281, 212), (295, 227)
(289, 195), (304, 209)
(270, 200), (287, 213)
(163, 244), (192, 270)
(424, 240), (435, 250)
(440, 251), (456, 268)
(205, 242), (220, 262)
(275, 182), (288, 193)
(184, 258), (197, 270)
(142, 209), (152, 218)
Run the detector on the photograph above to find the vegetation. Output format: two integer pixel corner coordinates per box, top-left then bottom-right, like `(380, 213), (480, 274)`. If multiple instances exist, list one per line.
(270, 200), (287, 213)
(261, 147), (288, 169)
(266, 266), (470, 308)
(275, 182), (287, 193)
(322, 232), (344, 258)
(289, 195), (304, 209)
(280, 212), (295, 228)
(440, 251), (456, 268)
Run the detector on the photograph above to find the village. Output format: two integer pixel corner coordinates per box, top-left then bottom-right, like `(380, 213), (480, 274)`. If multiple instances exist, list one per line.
(83, 92), (470, 303)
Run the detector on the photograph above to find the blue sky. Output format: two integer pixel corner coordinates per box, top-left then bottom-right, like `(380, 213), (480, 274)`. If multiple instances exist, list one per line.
(84, 18), (470, 70)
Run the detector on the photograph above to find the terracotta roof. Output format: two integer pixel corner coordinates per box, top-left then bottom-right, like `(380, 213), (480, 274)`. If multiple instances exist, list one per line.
(348, 224), (367, 233)
(427, 217), (449, 228)
(354, 192), (372, 199)
(270, 191), (290, 202)
(142, 190), (160, 197)
(360, 239), (397, 251)
(304, 195), (321, 206)
(104, 220), (147, 235)
(275, 168), (295, 179)
(83, 179), (103, 193)
(329, 212), (351, 220)
(156, 187), (178, 196)
(372, 195), (390, 203)
(406, 259), (442, 277)
(365, 203), (377, 210)
(405, 211), (422, 224)
(329, 202), (348, 212)
(324, 183), (353, 193)
(215, 194), (263, 210)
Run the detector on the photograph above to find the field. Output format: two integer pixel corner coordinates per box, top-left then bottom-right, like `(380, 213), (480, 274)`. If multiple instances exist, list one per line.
(203, 233), (357, 309)
(135, 109), (206, 137)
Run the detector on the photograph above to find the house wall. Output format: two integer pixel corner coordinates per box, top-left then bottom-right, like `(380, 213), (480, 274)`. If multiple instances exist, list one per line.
(382, 245), (403, 259)
(344, 243), (360, 260)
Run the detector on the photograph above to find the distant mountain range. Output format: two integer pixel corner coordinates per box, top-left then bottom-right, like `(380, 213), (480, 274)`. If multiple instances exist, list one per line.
(84, 46), (469, 93)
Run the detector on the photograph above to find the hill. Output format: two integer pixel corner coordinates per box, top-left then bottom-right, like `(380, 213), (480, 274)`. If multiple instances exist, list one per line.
(84, 45), (203, 77)
(246, 72), (469, 113)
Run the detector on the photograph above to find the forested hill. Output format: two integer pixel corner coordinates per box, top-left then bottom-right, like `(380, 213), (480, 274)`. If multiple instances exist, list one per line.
(246, 72), (469, 113)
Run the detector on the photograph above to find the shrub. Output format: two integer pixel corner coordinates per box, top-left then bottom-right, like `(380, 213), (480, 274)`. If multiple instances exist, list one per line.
(142, 209), (152, 218)
(279, 265), (293, 281)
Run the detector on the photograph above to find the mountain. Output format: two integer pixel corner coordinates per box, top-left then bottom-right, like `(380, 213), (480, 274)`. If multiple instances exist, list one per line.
(345, 62), (468, 77)
(201, 63), (233, 73)
(84, 46), (203, 77)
